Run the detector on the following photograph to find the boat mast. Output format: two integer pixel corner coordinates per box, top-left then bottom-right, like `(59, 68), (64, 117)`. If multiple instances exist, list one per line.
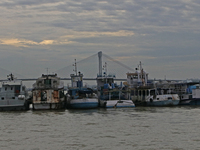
(103, 62), (107, 83)
(73, 59), (78, 76)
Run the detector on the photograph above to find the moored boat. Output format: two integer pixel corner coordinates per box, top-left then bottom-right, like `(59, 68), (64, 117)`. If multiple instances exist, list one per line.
(0, 74), (30, 111)
(126, 62), (180, 106)
(144, 88), (180, 106)
(97, 61), (135, 108)
(32, 74), (66, 110)
(99, 87), (135, 108)
(173, 82), (200, 105)
(66, 59), (98, 109)
(67, 88), (98, 109)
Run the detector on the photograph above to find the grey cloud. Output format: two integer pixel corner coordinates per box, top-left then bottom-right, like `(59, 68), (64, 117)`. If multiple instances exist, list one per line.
(0, 0), (61, 8)
(1, 0), (200, 80)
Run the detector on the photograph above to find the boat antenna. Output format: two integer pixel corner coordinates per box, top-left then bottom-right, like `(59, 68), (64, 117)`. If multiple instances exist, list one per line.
(7, 73), (14, 81)
(46, 68), (49, 75)
(73, 59), (78, 75)
(139, 61), (144, 71)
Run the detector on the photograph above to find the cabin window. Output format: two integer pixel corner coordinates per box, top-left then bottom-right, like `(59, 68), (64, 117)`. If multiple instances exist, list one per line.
(44, 79), (51, 86)
(142, 90), (145, 96)
(12, 97), (15, 99)
(150, 90), (155, 96)
(41, 91), (47, 101)
(157, 98), (159, 100)
(147, 90), (149, 96)
(15, 85), (20, 96)
(168, 97), (172, 100)
(135, 90), (138, 96)
(164, 89), (168, 94)
(59, 91), (64, 98)
(139, 91), (141, 96)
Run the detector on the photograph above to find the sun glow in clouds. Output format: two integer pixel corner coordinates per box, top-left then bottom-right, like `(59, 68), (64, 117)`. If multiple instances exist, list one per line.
(0, 30), (134, 47)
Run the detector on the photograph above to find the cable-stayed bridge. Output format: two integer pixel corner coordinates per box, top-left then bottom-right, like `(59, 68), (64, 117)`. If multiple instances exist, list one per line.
(0, 51), (135, 82)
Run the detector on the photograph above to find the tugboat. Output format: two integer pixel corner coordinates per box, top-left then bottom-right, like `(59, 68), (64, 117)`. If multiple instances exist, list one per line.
(32, 74), (66, 110)
(0, 74), (30, 111)
(126, 62), (180, 106)
(66, 59), (99, 109)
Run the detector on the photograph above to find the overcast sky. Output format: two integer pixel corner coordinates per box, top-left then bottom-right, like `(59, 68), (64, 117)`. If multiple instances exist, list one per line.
(0, 0), (200, 82)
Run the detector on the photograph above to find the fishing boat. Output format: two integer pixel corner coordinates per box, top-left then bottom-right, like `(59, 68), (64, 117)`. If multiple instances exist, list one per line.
(66, 59), (98, 109)
(99, 85), (135, 108)
(142, 88), (180, 106)
(32, 74), (66, 110)
(172, 82), (200, 105)
(97, 62), (135, 108)
(0, 74), (30, 111)
(126, 62), (180, 106)
(67, 88), (98, 109)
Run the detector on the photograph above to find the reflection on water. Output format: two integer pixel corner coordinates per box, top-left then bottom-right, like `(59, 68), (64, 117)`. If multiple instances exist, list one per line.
(0, 106), (200, 150)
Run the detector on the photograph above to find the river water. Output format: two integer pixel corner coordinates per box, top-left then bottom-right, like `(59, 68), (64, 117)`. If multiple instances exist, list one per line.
(0, 106), (200, 150)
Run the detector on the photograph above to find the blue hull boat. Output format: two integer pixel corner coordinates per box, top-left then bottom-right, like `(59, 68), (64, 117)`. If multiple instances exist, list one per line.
(70, 101), (99, 109)
(67, 88), (99, 109)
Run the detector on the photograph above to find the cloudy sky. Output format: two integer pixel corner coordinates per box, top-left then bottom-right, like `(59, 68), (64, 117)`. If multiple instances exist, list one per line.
(0, 0), (200, 82)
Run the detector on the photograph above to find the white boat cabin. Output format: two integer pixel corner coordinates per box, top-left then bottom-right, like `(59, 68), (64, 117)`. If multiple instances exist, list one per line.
(126, 62), (149, 88)
(0, 74), (26, 100)
(131, 88), (175, 102)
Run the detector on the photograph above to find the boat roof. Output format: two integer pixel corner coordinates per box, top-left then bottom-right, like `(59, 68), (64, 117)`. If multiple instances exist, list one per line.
(2, 80), (22, 86)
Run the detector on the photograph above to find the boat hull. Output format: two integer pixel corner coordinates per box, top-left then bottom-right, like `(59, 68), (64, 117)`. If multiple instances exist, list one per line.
(0, 99), (29, 111)
(134, 94), (180, 106)
(146, 99), (180, 106)
(32, 102), (65, 110)
(0, 105), (28, 111)
(179, 99), (191, 105)
(68, 98), (98, 109)
(189, 99), (200, 105)
(100, 100), (135, 108)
